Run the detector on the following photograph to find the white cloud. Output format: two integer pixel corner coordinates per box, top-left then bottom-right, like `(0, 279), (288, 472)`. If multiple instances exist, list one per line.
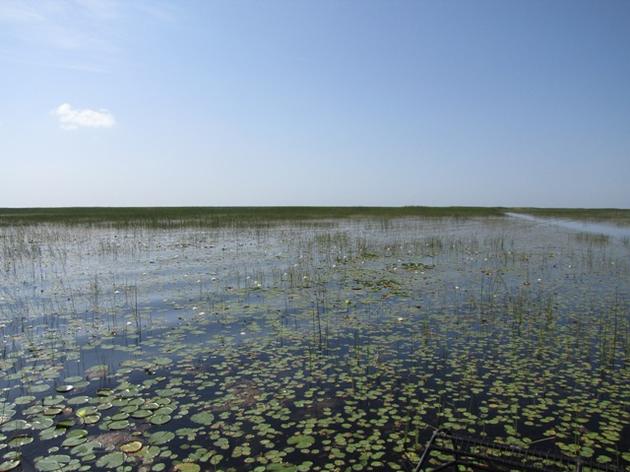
(53, 103), (116, 130)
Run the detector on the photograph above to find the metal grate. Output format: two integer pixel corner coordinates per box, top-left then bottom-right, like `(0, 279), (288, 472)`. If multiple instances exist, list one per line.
(413, 430), (623, 472)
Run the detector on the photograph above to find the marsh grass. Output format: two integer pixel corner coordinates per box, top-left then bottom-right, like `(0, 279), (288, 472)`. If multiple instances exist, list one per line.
(572, 232), (610, 245)
(4, 206), (629, 229)
(0, 206), (505, 228)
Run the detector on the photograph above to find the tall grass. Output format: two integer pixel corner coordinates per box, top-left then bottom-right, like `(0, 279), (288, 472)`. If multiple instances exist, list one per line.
(0, 206), (506, 228)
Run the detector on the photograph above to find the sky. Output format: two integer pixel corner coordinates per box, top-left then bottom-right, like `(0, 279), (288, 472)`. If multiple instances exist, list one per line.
(1, 0), (629, 208)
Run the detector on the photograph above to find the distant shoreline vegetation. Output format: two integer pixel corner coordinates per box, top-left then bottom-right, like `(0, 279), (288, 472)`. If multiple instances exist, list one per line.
(0, 206), (628, 228)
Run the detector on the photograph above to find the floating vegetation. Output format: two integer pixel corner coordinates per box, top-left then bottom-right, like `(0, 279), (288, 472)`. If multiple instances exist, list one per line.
(0, 215), (628, 471)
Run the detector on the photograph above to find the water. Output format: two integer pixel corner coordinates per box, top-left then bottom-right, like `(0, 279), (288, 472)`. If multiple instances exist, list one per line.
(507, 212), (630, 239)
(0, 217), (628, 471)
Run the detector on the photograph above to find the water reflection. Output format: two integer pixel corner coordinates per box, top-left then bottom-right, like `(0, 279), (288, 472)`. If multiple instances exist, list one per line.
(507, 212), (630, 239)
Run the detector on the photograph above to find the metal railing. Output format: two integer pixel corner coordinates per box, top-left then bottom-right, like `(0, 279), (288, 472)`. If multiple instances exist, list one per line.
(414, 430), (623, 472)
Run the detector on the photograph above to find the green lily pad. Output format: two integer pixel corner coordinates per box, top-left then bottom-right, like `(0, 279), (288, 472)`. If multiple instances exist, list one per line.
(287, 434), (315, 449)
(96, 451), (125, 468)
(190, 411), (214, 426)
(174, 464), (200, 472)
(0, 459), (20, 472)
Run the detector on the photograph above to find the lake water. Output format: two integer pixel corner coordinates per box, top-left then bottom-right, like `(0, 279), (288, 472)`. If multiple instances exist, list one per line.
(507, 212), (630, 239)
(0, 217), (628, 471)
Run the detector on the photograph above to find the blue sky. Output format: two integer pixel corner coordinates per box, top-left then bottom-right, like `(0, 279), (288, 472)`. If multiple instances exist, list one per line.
(1, 0), (629, 208)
